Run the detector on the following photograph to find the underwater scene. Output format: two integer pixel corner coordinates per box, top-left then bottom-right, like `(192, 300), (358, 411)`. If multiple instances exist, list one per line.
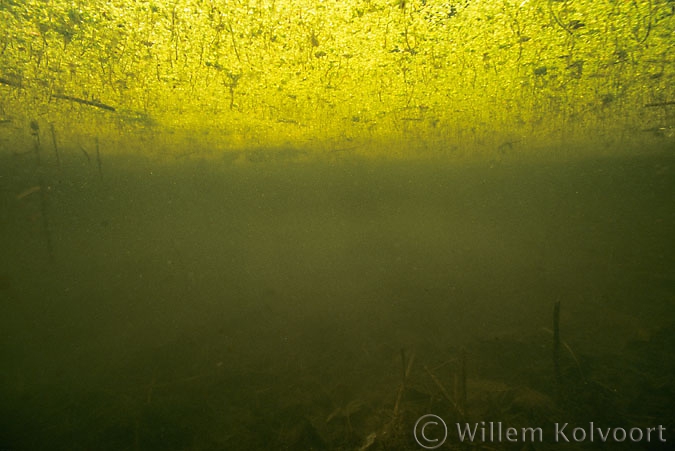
(1, 1), (674, 450)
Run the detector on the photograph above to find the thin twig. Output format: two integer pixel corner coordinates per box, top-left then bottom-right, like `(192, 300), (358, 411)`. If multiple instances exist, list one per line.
(31, 121), (55, 262)
(95, 137), (103, 180)
(52, 93), (116, 112)
(553, 301), (561, 383)
(424, 365), (463, 416)
(542, 327), (585, 382)
(644, 101), (675, 108)
(393, 349), (415, 416)
(50, 123), (60, 168)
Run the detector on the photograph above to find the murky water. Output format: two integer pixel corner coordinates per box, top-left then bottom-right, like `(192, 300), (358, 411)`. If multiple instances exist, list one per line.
(1, 149), (674, 450)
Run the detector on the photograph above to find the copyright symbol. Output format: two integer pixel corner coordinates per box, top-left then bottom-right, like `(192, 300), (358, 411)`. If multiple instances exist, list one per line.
(413, 414), (448, 449)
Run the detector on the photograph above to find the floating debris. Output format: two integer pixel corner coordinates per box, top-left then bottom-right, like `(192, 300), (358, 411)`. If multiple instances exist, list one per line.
(16, 185), (41, 200)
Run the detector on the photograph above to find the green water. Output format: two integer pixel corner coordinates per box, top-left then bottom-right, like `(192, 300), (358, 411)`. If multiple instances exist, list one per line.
(1, 149), (674, 450)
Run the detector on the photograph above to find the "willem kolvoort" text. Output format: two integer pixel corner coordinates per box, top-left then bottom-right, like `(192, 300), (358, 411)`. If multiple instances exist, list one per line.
(456, 422), (667, 444)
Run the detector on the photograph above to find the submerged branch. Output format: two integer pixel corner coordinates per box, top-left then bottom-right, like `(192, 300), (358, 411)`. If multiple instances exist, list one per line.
(52, 94), (116, 112)
(644, 101), (675, 108)
(0, 76), (22, 88)
(1, 78), (114, 114)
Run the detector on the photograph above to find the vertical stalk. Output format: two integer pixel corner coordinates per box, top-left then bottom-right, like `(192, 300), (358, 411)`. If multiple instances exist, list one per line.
(459, 349), (467, 417)
(50, 123), (60, 168)
(553, 300), (561, 383)
(31, 121), (55, 262)
(95, 137), (103, 180)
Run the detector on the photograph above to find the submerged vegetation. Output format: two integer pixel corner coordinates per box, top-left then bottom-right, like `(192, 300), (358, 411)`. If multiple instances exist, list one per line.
(0, 2), (673, 450)
(0, 0), (673, 159)
(1, 154), (674, 449)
